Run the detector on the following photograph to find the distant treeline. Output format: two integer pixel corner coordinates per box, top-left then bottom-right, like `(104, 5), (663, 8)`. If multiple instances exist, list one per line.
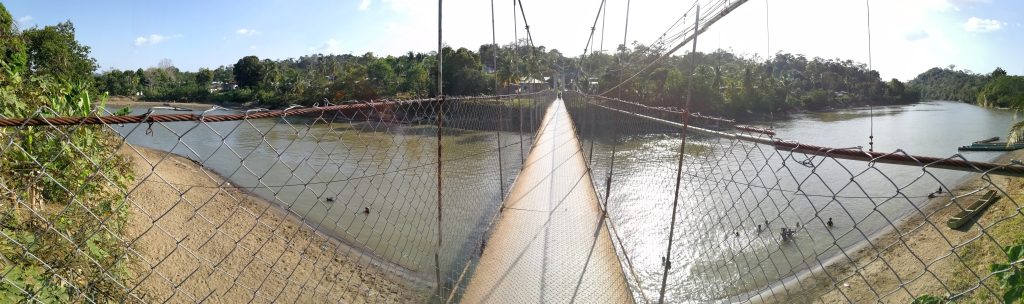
(95, 42), (926, 119)
(580, 48), (920, 119)
(909, 66), (1024, 108)
(95, 43), (560, 107)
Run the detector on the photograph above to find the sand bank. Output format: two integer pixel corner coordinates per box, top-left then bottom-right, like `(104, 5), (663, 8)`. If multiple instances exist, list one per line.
(121, 145), (429, 302)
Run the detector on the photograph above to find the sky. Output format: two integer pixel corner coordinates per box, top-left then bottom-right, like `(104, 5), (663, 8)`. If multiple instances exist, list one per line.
(5, 0), (1022, 80)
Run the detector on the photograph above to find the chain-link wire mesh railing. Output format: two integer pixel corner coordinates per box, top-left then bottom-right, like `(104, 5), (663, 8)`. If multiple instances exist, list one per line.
(0, 91), (553, 303)
(3, 87), (1023, 303)
(564, 90), (1024, 303)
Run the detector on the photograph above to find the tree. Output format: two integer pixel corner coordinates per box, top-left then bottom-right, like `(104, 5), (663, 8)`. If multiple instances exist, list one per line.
(0, 3), (27, 77)
(1, 4), (135, 301)
(367, 59), (396, 97)
(992, 67), (1008, 78)
(136, 68), (149, 88)
(196, 68), (213, 86)
(21, 21), (97, 84)
(233, 55), (264, 88)
(212, 65), (233, 83)
(887, 78), (906, 101)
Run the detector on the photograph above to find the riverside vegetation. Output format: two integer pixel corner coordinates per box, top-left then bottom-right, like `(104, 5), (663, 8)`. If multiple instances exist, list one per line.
(1, 4), (134, 302)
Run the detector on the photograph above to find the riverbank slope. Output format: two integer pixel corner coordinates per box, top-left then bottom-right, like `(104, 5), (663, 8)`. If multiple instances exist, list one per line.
(121, 145), (428, 302)
(105, 96), (217, 110)
(764, 149), (1024, 303)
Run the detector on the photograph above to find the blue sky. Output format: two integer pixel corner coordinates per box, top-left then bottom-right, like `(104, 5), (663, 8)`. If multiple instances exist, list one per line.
(6, 0), (1023, 80)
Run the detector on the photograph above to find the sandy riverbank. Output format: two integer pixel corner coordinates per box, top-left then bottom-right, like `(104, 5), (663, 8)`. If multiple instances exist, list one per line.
(121, 145), (429, 302)
(757, 149), (1024, 303)
(105, 96), (218, 110)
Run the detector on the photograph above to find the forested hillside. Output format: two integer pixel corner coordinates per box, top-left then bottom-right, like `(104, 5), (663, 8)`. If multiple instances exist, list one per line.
(910, 66), (1024, 108)
(582, 49), (919, 118)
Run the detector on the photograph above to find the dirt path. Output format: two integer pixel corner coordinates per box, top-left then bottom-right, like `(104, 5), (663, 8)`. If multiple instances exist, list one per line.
(759, 149), (1024, 303)
(121, 145), (429, 303)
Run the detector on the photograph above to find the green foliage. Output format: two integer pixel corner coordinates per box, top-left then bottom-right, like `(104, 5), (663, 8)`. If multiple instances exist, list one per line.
(993, 67), (1009, 78)
(195, 67), (213, 86)
(233, 55), (264, 88)
(21, 21), (97, 85)
(979, 76), (1024, 108)
(912, 294), (947, 304)
(442, 47), (491, 96)
(0, 4), (135, 301)
(0, 3), (28, 77)
(0, 74), (135, 302)
(990, 244), (1024, 304)
(909, 66), (995, 104)
(93, 40), (556, 106)
(583, 49), (918, 118)
(94, 68), (142, 96)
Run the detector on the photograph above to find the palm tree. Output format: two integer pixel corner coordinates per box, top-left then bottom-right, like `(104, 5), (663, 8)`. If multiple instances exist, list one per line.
(1008, 121), (1024, 145)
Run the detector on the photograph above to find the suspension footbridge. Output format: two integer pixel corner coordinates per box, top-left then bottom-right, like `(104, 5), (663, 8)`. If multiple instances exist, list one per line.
(2, 0), (1023, 303)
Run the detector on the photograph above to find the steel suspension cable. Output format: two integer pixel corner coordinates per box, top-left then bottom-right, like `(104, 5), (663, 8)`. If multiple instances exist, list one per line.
(599, 0), (750, 97)
(866, 0), (875, 152)
(660, 5), (698, 304)
(600, 0), (608, 54)
(434, 0), (445, 299)
(766, 0), (774, 130)
(602, 0), (632, 212)
(491, 0), (505, 200)
(513, 0), (524, 163)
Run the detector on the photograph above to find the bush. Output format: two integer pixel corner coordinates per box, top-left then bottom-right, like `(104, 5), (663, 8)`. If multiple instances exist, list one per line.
(0, 74), (135, 302)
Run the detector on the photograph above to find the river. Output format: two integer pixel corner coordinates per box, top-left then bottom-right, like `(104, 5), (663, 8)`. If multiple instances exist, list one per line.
(111, 99), (1019, 302)
(107, 100), (548, 288)
(575, 100), (1022, 302)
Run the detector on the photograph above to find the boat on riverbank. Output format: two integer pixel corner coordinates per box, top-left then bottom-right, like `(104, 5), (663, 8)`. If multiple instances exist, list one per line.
(957, 142), (1024, 151)
(973, 136), (999, 144)
(947, 190), (1001, 229)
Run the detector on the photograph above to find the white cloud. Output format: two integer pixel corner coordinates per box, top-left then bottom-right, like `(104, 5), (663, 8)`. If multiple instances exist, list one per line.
(16, 15), (33, 25)
(359, 0), (372, 11)
(903, 30), (929, 41)
(312, 39), (346, 54)
(236, 28), (260, 36)
(133, 34), (181, 46)
(964, 17), (1005, 32)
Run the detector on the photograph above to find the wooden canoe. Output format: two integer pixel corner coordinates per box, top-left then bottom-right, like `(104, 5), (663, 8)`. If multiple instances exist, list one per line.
(973, 136), (999, 144)
(947, 190), (1000, 229)
(958, 143), (1024, 151)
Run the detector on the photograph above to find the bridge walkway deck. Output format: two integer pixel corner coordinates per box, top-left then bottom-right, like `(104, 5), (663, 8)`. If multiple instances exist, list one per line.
(461, 98), (634, 303)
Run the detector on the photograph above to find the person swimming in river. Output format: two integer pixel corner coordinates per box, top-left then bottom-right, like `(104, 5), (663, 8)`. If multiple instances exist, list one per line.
(827, 217), (834, 228)
(363, 207), (370, 214)
(780, 227), (795, 242)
